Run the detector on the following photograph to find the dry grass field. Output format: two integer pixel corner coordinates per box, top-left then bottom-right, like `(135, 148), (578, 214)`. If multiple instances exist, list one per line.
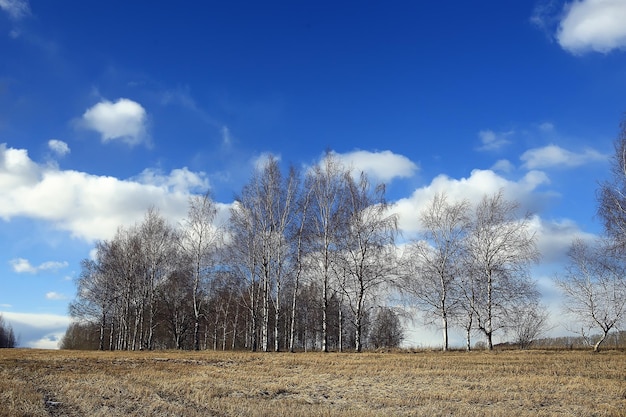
(0, 349), (624, 417)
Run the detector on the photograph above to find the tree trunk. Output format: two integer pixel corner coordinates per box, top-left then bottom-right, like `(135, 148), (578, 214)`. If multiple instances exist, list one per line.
(593, 330), (609, 352)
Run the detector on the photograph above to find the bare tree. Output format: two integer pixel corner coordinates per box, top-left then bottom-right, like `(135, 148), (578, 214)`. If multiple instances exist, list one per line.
(465, 191), (540, 350)
(556, 238), (626, 352)
(179, 193), (222, 350)
(508, 301), (550, 349)
(403, 192), (469, 351)
(305, 152), (348, 352)
(337, 171), (398, 352)
(139, 208), (178, 350)
(0, 314), (16, 348)
(369, 307), (404, 349)
(598, 116), (626, 249)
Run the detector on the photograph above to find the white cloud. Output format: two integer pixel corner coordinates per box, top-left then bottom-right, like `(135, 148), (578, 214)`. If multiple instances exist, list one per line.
(47, 139), (70, 157)
(477, 129), (513, 151)
(134, 167), (209, 194)
(252, 152), (281, 171)
(392, 169), (552, 236)
(0, 143), (210, 241)
(0, 0), (30, 20)
(10, 258), (68, 274)
(520, 144), (606, 169)
(529, 216), (597, 264)
(0, 312), (70, 349)
(557, 0), (626, 54)
(0, 143), (40, 188)
(45, 292), (67, 300)
(81, 98), (149, 146)
(491, 159), (515, 173)
(333, 150), (419, 183)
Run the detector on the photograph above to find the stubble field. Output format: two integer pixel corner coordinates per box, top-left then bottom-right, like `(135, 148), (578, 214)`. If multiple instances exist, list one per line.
(0, 348), (624, 417)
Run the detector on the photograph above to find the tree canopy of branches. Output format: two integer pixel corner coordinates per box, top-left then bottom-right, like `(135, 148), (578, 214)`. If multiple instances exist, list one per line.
(403, 192), (469, 351)
(465, 191), (540, 350)
(403, 191), (540, 351)
(556, 239), (626, 352)
(65, 155), (555, 352)
(555, 117), (626, 352)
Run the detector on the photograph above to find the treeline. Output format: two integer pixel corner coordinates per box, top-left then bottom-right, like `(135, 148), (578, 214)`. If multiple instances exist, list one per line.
(64, 154), (405, 352)
(64, 142), (626, 352)
(0, 314), (16, 348)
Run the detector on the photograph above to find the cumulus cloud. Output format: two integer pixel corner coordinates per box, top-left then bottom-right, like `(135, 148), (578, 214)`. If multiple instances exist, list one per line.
(45, 292), (67, 300)
(47, 139), (70, 157)
(333, 150), (419, 183)
(557, 0), (626, 54)
(392, 169), (553, 236)
(491, 159), (515, 173)
(81, 98), (149, 146)
(520, 144), (607, 169)
(10, 258), (68, 274)
(134, 167), (209, 193)
(0, 312), (70, 349)
(0, 143), (210, 241)
(528, 216), (597, 264)
(477, 129), (514, 151)
(0, 0), (30, 20)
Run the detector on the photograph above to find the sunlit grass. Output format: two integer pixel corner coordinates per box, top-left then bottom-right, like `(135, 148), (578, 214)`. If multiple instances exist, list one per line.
(0, 349), (624, 416)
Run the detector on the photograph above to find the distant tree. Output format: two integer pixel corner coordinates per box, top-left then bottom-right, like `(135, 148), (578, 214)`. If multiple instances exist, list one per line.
(403, 192), (470, 351)
(598, 116), (626, 250)
(464, 191), (540, 350)
(556, 238), (626, 352)
(305, 152), (349, 352)
(369, 307), (403, 349)
(0, 314), (16, 348)
(139, 207), (178, 350)
(337, 171), (398, 352)
(508, 301), (550, 349)
(179, 193), (222, 350)
(59, 322), (100, 350)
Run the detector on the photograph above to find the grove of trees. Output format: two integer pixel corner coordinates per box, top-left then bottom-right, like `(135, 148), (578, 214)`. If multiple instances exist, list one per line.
(0, 314), (16, 348)
(63, 118), (626, 352)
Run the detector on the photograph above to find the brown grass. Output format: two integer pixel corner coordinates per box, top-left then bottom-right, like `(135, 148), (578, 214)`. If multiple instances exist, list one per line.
(0, 349), (624, 416)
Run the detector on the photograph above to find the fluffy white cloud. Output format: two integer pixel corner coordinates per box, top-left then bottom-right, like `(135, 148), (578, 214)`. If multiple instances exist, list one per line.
(557, 0), (626, 54)
(134, 167), (209, 193)
(528, 216), (597, 264)
(0, 143), (40, 188)
(491, 159), (515, 173)
(45, 292), (67, 300)
(520, 144), (606, 169)
(47, 139), (70, 157)
(392, 168), (552, 236)
(334, 150), (418, 182)
(9, 258), (68, 274)
(0, 143), (210, 241)
(0, 0), (30, 20)
(0, 312), (70, 349)
(477, 129), (513, 151)
(81, 98), (148, 146)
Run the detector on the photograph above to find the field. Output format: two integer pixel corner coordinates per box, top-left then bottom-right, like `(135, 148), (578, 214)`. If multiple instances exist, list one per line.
(0, 349), (624, 417)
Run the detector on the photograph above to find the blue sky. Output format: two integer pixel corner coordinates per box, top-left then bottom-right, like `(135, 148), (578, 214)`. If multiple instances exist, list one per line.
(1, 0), (625, 348)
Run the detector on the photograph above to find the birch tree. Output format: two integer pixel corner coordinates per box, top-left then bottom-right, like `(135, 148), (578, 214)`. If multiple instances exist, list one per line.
(556, 238), (626, 352)
(139, 208), (177, 350)
(179, 193), (222, 350)
(338, 171), (398, 352)
(305, 152), (347, 352)
(465, 191), (540, 350)
(403, 192), (469, 351)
